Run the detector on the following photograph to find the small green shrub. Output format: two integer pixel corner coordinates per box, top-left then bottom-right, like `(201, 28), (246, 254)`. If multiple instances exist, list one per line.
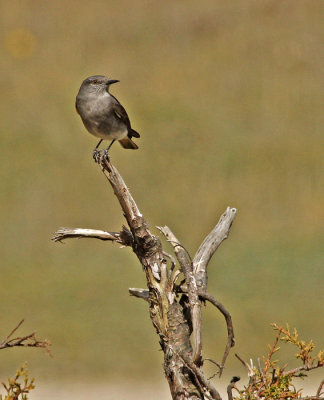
(234, 324), (324, 400)
(0, 363), (35, 400)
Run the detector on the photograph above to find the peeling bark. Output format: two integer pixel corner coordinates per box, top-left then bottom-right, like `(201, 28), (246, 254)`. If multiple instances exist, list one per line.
(52, 157), (236, 399)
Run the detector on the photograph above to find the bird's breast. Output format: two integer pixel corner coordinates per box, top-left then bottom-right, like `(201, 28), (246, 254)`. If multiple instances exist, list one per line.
(76, 93), (127, 140)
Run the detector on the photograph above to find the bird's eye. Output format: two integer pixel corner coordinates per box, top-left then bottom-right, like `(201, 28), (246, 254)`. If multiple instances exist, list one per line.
(92, 79), (98, 84)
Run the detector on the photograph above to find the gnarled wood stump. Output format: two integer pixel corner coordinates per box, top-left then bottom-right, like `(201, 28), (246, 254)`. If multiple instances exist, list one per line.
(53, 157), (237, 400)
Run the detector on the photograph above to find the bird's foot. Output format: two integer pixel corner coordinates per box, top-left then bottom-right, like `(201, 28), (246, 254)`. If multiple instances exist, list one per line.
(93, 149), (110, 164)
(92, 149), (101, 163)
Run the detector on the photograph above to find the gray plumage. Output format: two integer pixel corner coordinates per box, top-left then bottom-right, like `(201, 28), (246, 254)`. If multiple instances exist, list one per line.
(76, 75), (140, 150)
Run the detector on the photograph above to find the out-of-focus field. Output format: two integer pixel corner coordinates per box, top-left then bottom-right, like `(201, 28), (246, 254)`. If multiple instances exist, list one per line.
(0, 0), (323, 397)
(29, 379), (324, 400)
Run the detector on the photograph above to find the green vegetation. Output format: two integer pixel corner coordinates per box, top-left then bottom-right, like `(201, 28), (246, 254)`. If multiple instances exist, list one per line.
(0, 364), (35, 400)
(234, 324), (324, 399)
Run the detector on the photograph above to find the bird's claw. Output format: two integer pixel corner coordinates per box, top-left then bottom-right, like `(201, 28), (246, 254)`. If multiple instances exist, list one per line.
(93, 149), (110, 164)
(92, 149), (101, 163)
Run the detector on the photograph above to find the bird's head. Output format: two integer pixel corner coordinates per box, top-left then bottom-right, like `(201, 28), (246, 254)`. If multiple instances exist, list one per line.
(80, 75), (119, 94)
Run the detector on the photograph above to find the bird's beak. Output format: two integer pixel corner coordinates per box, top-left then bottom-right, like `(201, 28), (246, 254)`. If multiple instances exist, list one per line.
(107, 79), (119, 85)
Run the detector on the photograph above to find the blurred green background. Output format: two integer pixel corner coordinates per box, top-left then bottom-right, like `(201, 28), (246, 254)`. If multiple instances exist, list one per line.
(0, 0), (323, 397)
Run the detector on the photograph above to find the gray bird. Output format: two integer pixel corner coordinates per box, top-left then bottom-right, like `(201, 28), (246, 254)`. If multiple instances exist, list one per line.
(76, 75), (140, 157)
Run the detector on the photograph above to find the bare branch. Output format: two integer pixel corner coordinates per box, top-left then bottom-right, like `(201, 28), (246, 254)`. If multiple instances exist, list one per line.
(235, 353), (255, 377)
(193, 207), (236, 292)
(158, 225), (202, 366)
(317, 380), (324, 397)
(129, 288), (150, 301)
(181, 353), (222, 400)
(205, 358), (222, 370)
(226, 376), (240, 400)
(52, 227), (122, 243)
(53, 157), (234, 399)
(176, 288), (234, 377)
(100, 159), (147, 233)
(99, 158), (163, 282)
(199, 292), (235, 376)
(282, 363), (324, 377)
(162, 250), (177, 272)
(0, 319), (24, 346)
(0, 319), (52, 356)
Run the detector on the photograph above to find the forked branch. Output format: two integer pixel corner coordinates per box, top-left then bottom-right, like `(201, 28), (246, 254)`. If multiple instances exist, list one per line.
(0, 319), (51, 356)
(53, 156), (237, 400)
(157, 225), (202, 366)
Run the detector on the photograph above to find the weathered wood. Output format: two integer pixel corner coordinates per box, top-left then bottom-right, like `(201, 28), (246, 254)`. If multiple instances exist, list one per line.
(193, 207), (237, 292)
(53, 156), (237, 399)
(129, 288), (150, 301)
(52, 227), (121, 242)
(198, 292), (234, 376)
(0, 319), (51, 354)
(157, 226), (202, 366)
(100, 158), (207, 398)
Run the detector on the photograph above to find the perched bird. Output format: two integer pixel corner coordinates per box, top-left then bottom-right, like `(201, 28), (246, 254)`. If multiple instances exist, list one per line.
(75, 75), (140, 158)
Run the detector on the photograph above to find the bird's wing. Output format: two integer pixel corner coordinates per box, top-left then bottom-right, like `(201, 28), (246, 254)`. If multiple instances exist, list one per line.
(75, 100), (80, 115)
(111, 96), (140, 139)
(111, 100), (131, 130)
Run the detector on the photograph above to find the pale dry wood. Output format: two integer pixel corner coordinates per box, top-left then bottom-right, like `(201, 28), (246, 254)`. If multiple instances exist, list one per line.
(181, 352), (222, 400)
(193, 207), (237, 292)
(226, 377), (240, 400)
(176, 287), (235, 377)
(51, 155), (324, 400)
(100, 159), (145, 231)
(129, 288), (150, 301)
(157, 225), (202, 366)
(235, 353), (255, 377)
(282, 363), (324, 376)
(53, 156), (238, 399)
(52, 227), (122, 242)
(98, 159), (204, 398)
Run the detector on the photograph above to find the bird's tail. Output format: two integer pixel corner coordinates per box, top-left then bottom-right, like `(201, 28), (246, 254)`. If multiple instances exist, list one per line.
(130, 129), (140, 138)
(118, 137), (138, 149)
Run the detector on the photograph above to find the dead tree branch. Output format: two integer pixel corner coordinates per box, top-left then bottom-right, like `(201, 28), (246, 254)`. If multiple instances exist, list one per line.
(157, 226), (202, 366)
(129, 288), (150, 302)
(193, 207), (236, 293)
(51, 152), (324, 400)
(52, 227), (121, 242)
(198, 293), (234, 375)
(317, 380), (324, 398)
(53, 157), (237, 399)
(282, 363), (324, 377)
(0, 319), (51, 356)
(226, 376), (240, 400)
